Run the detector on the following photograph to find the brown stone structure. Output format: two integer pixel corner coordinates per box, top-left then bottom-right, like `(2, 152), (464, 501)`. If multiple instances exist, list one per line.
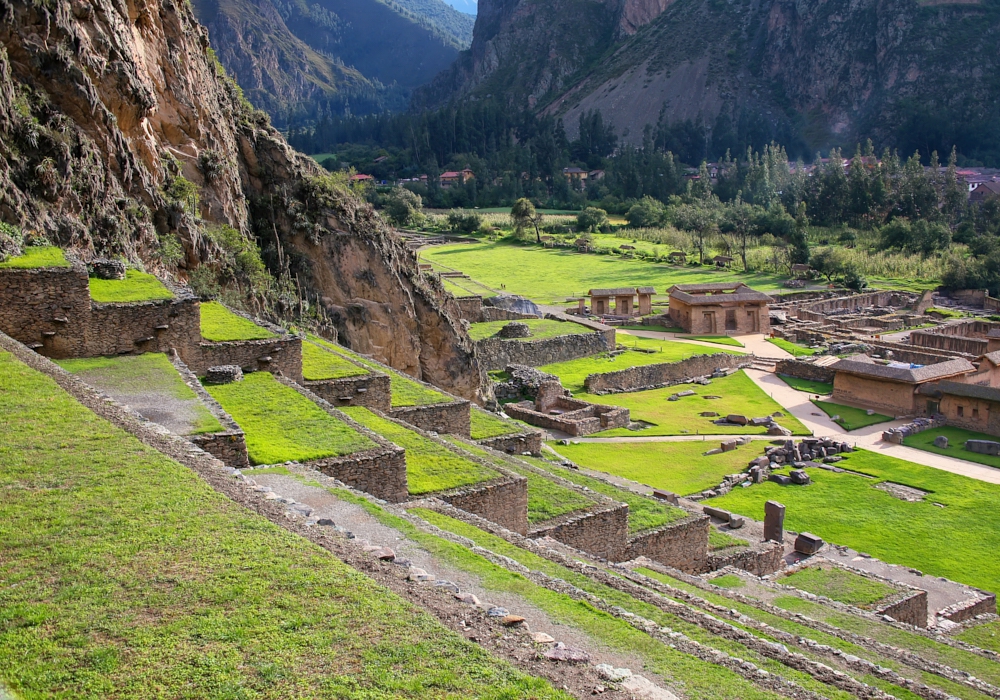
(626, 514), (711, 573)
(668, 283), (772, 334)
(588, 287), (638, 316)
(909, 320), (1000, 356)
(304, 372), (393, 412)
(774, 359), (835, 386)
(637, 286), (655, 316)
(474, 317), (616, 371)
(583, 352), (749, 394)
(831, 355), (976, 416)
(389, 399), (472, 437)
(437, 474), (529, 535)
(917, 381), (1000, 435)
(764, 500), (785, 542)
(504, 380), (630, 436)
(476, 429), (543, 456)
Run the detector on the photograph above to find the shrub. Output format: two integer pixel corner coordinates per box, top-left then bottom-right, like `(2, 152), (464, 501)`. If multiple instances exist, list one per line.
(384, 187), (423, 227)
(626, 196), (667, 228)
(446, 209), (482, 234)
(576, 206), (609, 233)
(0, 222), (24, 262)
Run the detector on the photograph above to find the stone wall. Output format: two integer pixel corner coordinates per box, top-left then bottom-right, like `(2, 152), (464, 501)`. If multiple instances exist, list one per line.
(305, 373), (392, 412)
(88, 295), (201, 361)
(480, 306), (540, 322)
(626, 514), (710, 573)
(584, 353), (748, 394)
(796, 291), (913, 321)
(833, 373), (916, 416)
(530, 503), (630, 561)
(909, 329), (989, 356)
(938, 593), (997, 623)
(192, 336), (304, 381)
(475, 327), (616, 371)
(476, 430), (543, 456)
(505, 398), (629, 436)
(0, 261), (91, 358)
(389, 399), (471, 437)
(707, 541), (785, 576)
(877, 590), (928, 628)
(774, 359), (835, 384)
(454, 296), (483, 322)
(439, 475), (529, 535)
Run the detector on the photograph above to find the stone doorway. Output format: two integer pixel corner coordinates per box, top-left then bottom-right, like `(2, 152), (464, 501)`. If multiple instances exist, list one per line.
(725, 309), (737, 331)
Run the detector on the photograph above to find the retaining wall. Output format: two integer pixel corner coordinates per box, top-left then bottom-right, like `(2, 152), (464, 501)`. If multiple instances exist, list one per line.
(877, 591), (929, 628)
(584, 353), (748, 394)
(89, 295), (201, 360)
(796, 291), (913, 321)
(476, 430), (543, 456)
(475, 327), (616, 371)
(775, 359), (835, 385)
(909, 326), (994, 356)
(0, 262), (91, 357)
(454, 296), (483, 322)
(304, 373), (392, 412)
(707, 541), (785, 576)
(439, 475), (529, 535)
(389, 399), (471, 437)
(480, 307), (540, 322)
(192, 336), (303, 380)
(530, 504), (630, 561)
(939, 593), (997, 623)
(626, 514), (710, 573)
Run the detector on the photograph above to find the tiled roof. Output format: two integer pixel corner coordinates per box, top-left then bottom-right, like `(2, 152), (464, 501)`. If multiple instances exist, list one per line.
(589, 287), (637, 296)
(636, 287), (656, 294)
(918, 380), (1000, 402)
(832, 355), (975, 383)
(979, 350), (1000, 365)
(668, 283), (772, 305)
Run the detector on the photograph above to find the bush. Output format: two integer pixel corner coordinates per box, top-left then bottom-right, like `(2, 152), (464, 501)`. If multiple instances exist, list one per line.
(0, 222), (24, 262)
(384, 187), (423, 227)
(626, 196), (667, 228)
(446, 209), (482, 234)
(576, 206), (609, 233)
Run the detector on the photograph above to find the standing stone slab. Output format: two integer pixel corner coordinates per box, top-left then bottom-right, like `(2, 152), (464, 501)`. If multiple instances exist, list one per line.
(764, 500), (785, 543)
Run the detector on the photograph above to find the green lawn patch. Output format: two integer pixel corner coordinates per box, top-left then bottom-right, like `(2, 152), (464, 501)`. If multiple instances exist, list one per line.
(525, 457), (687, 533)
(620, 324), (686, 333)
(778, 566), (896, 608)
(0, 351), (564, 699)
(470, 406), (522, 439)
(302, 339), (369, 381)
(955, 620), (1000, 653)
(709, 573), (745, 588)
(573, 371), (809, 437)
(811, 400), (892, 431)
(0, 246), (69, 268)
(903, 425), (1000, 470)
(777, 374), (833, 395)
(552, 440), (755, 496)
(206, 372), (374, 464)
(708, 449), (1000, 592)
(342, 406), (496, 494)
(200, 301), (277, 341)
(709, 529), (748, 551)
(684, 335), (745, 347)
(88, 269), (172, 303)
(766, 337), (816, 356)
(468, 318), (591, 342)
(57, 353), (222, 435)
(540, 336), (713, 393)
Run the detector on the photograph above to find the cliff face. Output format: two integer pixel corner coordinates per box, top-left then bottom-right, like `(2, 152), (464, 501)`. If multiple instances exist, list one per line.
(0, 0), (487, 401)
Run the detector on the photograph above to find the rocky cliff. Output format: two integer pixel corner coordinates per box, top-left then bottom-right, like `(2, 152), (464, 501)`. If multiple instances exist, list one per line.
(0, 0), (487, 401)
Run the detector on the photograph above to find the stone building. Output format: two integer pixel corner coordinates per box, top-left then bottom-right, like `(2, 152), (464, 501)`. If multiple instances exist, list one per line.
(917, 381), (1000, 435)
(504, 380), (630, 436)
(830, 355), (976, 416)
(667, 283), (772, 334)
(589, 287), (638, 316)
(636, 287), (655, 316)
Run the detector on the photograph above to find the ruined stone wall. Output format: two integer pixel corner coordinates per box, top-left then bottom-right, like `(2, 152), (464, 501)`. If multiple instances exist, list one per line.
(626, 515), (710, 573)
(584, 353), (748, 394)
(305, 373), (392, 412)
(475, 328), (616, 371)
(529, 504), (630, 561)
(192, 336), (303, 380)
(476, 430), (543, 456)
(88, 296), (201, 360)
(454, 296), (483, 322)
(833, 373), (916, 416)
(707, 542), (785, 576)
(938, 593), (997, 623)
(866, 341), (959, 365)
(909, 329), (989, 356)
(440, 476), (529, 535)
(389, 399), (471, 436)
(480, 307), (540, 322)
(774, 359), (835, 384)
(796, 291), (910, 321)
(0, 262), (91, 358)
(877, 591), (928, 628)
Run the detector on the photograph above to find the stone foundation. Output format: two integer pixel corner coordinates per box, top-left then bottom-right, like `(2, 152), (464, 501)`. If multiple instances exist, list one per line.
(454, 296), (483, 322)
(505, 382), (629, 436)
(438, 475), (529, 535)
(626, 514), (710, 573)
(938, 593), (997, 624)
(389, 399), (472, 437)
(707, 541), (785, 576)
(584, 353), (748, 395)
(476, 430), (543, 456)
(0, 261), (91, 357)
(480, 306), (539, 322)
(305, 372), (392, 412)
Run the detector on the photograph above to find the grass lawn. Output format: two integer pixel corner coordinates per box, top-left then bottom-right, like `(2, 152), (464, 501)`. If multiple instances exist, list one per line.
(574, 371), (810, 437)
(684, 335), (745, 348)
(709, 529), (748, 551)
(955, 620), (1000, 653)
(777, 374), (833, 395)
(778, 566), (896, 608)
(0, 351), (564, 699)
(302, 339), (369, 381)
(57, 353), (222, 435)
(342, 407), (496, 495)
(811, 400), (892, 431)
(206, 372), (375, 464)
(708, 449), (1000, 592)
(540, 337), (714, 393)
(526, 457), (687, 533)
(420, 240), (788, 305)
(467, 318), (590, 342)
(903, 425), (1000, 470)
(620, 324), (686, 333)
(766, 337), (816, 356)
(470, 406), (523, 439)
(552, 440), (756, 497)
(200, 301), (277, 341)
(0, 246), (69, 268)
(89, 269), (172, 303)
(707, 573), (745, 588)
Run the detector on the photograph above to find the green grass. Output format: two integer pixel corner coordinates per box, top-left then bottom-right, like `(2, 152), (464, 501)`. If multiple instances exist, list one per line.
(620, 324), (685, 333)
(811, 400), (892, 431)
(302, 340), (369, 381)
(684, 335), (745, 348)
(342, 406), (496, 495)
(955, 620), (1000, 653)
(446, 439), (594, 524)
(903, 425), (1000, 470)
(0, 351), (567, 699)
(766, 337), (816, 357)
(539, 336), (714, 393)
(57, 353), (222, 435)
(470, 407), (522, 439)
(88, 269), (172, 303)
(467, 319), (590, 342)
(572, 371), (810, 437)
(552, 440), (756, 497)
(200, 301), (277, 341)
(777, 374), (833, 395)
(708, 449), (1000, 592)
(778, 566), (896, 608)
(205, 372), (375, 464)
(708, 529), (748, 551)
(709, 573), (745, 588)
(420, 240), (789, 305)
(525, 457), (687, 533)
(0, 246), (69, 268)
(926, 307), (966, 319)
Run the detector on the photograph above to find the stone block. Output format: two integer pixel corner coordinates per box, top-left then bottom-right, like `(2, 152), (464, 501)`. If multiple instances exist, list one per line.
(703, 448), (723, 456)
(750, 416), (773, 426)
(728, 515), (745, 529)
(652, 489), (678, 504)
(205, 365), (243, 384)
(794, 532), (824, 555)
(966, 439), (1000, 456)
(764, 500), (785, 542)
(497, 321), (531, 338)
(768, 424), (792, 436)
(768, 474), (792, 486)
(933, 435), (949, 448)
(700, 411), (719, 417)
(88, 259), (126, 280)
(720, 439), (738, 452)
(726, 414), (749, 426)
(702, 506), (731, 521)
(788, 469), (810, 485)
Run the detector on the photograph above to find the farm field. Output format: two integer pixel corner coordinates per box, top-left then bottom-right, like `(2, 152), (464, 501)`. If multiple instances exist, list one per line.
(903, 425), (1000, 470)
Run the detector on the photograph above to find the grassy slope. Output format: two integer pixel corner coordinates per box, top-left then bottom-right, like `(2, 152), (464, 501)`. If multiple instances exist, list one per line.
(467, 319), (590, 341)
(777, 374), (833, 395)
(206, 372), (375, 464)
(956, 620), (1000, 654)
(200, 301), (277, 341)
(421, 241), (788, 304)
(302, 340), (368, 381)
(708, 449), (1000, 591)
(0, 351), (564, 699)
(903, 425), (1000, 470)
(811, 400), (892, 431)
(0, 246), (69, 268)
(57, 353), (222, 435)
(553, 441), (756, 497)
(767, 337), (816, 357)
(778, 567), (896, 608)
(88, 270), (172, 303)
(470, 407), (522, 439)
(575, 371), (810, 437)
(342, 406), (496, 494)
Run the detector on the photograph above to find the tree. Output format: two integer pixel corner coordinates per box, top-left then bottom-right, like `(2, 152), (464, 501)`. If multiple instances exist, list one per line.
(447, 209), (482, 234)
(384, 187), (423, 227)
(511, 198), (541, 243)
(811, 247), (847, 283)
(626, 196), (666, 228)
(671, 200), (719, 264)
(576, 207), (609, 233)
(720, 196), (759, 272)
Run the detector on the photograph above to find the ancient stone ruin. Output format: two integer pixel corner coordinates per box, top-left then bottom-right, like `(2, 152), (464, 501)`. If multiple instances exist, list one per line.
(504, 380), (630, 436)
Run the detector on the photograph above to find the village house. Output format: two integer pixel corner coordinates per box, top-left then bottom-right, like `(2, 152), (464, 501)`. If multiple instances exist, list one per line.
(439, 169), (474, 188)
(350, 173), (374, 184)
(589, 287), (638, 316)
(667, 283), (772, 334)
(917, 381), (1000, 435)
(562, 167), (588, 183)
(970, 181), (1000, 203)
(830, 355), (976, 416)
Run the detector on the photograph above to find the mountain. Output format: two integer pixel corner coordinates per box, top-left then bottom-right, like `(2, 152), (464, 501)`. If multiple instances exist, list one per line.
(420, 0), (1000, 161)
(0, 0), (487, 401)
(193, 0), (475, 125)
(439, 0), (478, 14)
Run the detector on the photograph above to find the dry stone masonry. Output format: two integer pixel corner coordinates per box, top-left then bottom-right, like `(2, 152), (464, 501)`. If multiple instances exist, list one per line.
(583, 353), (749, 395)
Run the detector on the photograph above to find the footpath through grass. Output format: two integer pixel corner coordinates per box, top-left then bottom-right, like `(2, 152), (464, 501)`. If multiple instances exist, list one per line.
(0, 246), (69, 268)
(89, 269), (172, 303)
(467, 318), (590, 342)
(811, 399), (892, 431)
(200, 301), (277, 341)
(709, 449), (1000, 592)
(778, 566), (896, 608)
(766, 337), (816, 356)
(903, 425), (1000, 470)
(778, 374), (833, 395)
(0, 351), (564, 699)
(553, 440), (757, 497)
(302, 339), (369, 381)
(206, 372), (375, 464)
(342, 406), (497, 495)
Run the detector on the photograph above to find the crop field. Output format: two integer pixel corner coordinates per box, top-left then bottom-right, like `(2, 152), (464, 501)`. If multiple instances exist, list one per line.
(467, 318), (590, 341)
(89, 270), (173, 303)
(200, 301), (277, 341)
(903, 425), (1000, 469)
